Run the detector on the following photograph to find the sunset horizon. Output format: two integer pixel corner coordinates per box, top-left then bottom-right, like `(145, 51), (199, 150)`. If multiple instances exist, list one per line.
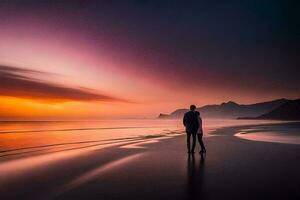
(0, 1), (299, 200)
(1, 1), (299, 120)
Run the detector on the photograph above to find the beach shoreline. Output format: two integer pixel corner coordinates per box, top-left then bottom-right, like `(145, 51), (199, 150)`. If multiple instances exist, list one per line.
(0, 122), (299, 199)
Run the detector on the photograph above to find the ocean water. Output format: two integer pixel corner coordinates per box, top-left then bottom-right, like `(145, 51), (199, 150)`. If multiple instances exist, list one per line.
(235, 122), (300, 144)
(0, 119), (183, 151)
(0, 119), (298, 161)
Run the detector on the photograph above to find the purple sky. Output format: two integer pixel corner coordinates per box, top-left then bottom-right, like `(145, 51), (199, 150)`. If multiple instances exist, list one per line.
(0, 0), (299, 118)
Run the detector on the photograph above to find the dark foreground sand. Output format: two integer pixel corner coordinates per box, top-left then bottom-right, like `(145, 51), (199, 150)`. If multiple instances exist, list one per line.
(1, 123), (300, 200)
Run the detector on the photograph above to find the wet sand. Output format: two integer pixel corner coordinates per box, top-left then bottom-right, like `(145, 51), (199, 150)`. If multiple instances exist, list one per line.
(0, 122), (300, 200)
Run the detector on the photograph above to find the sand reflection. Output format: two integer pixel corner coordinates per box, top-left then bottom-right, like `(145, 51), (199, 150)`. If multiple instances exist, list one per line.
(234, 123), (300, 144)
(58, 153), (143, 195)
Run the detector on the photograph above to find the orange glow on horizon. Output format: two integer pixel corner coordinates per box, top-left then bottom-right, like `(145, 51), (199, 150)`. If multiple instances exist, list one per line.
(0, 11), (298, 120)
(0, 96), (180, 119)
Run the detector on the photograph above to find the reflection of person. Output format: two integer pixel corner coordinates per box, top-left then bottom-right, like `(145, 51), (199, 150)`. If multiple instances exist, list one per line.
(186, 150), (205, 199)
(195, 111), (206, 154)
(183, 105), (199, 153)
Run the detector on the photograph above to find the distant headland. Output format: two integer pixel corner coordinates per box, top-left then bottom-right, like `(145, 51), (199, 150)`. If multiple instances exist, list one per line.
(158, 98), (300, 120)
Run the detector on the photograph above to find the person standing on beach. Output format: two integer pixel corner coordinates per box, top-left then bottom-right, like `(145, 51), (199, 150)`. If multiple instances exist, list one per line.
(195, 111), (206, 153)
(183, 105), (199, 153)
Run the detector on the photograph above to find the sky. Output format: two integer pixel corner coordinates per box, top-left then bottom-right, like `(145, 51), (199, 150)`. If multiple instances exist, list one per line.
(0, 0), (299, 119)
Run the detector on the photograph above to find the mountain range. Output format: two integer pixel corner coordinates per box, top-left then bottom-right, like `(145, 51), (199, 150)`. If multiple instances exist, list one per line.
(158, 98), (300, 120)
(245, 99), (300, 120)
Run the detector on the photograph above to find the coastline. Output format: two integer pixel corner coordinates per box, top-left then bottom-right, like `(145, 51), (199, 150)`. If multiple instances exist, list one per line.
(0, 122), (299, 199)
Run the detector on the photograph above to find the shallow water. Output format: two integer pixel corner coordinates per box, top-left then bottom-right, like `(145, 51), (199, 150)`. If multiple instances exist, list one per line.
(235, 122), (300, 144)
(0, 118), (299, 197)
(0, 119), (183, 160)
(0, 119), (293, 160)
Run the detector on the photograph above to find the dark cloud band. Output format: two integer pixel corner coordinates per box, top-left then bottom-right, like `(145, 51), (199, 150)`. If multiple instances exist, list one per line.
(0, 65), (124, 102)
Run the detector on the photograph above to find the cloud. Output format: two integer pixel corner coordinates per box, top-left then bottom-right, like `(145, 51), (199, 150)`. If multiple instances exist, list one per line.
(0, 65), (125, 102)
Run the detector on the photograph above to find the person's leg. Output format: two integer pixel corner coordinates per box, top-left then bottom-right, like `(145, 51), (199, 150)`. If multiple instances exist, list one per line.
(197, 133), (202, 148)
(197, 134), (206, 152)
(186, 132), (191, 153)
(191, 133), (196, 153)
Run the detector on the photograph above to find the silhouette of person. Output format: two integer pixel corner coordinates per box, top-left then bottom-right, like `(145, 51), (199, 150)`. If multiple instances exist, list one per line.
(183, 105), (199, 153)
(195, 111), (206, 154)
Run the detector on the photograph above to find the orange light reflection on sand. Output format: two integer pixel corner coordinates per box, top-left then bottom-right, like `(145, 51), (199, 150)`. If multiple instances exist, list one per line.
(0, 140), (144, 186)
(58, 153), (143, 195)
